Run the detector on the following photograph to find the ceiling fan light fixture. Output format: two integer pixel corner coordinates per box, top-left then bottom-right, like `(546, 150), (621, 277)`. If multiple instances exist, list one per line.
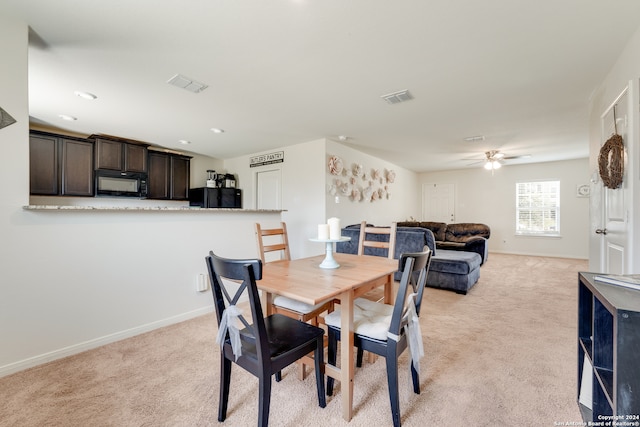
(484, 160), (501, 170)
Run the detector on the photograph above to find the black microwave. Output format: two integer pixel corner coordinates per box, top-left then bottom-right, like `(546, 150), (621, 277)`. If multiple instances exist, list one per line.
(95, 170), (148, 198)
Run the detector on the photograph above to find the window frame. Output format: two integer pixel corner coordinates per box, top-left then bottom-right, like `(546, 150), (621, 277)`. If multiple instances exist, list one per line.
(515, 180), (561, 237)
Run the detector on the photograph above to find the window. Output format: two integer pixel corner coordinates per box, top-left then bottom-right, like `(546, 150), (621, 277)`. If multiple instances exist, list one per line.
(516, 181), (560, 235)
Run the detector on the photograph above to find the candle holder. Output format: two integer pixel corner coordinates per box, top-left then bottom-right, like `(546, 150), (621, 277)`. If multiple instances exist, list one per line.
(309, 236), (351, 269)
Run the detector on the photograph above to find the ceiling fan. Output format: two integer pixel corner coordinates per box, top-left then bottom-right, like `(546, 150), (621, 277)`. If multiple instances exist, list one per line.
(466, 150), (531, 171)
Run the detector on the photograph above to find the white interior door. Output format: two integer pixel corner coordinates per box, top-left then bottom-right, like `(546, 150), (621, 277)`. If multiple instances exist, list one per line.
(256, 168), (282, 210)
(422, 183), (455, 223)
(596, 87), (630, 274)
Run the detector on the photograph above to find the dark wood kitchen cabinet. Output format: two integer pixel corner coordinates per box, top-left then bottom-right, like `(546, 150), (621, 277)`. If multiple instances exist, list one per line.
(147, 151), (191, 200)
(30, 131), (94, 196)
(94, 137), (148, 172)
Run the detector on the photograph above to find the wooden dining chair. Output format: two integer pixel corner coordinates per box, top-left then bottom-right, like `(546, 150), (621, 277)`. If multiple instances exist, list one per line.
(358, 221), (397, 259)
(255, 222), (334, 380)
(324, 250), (431, 427)
(205, 251), (326, 427)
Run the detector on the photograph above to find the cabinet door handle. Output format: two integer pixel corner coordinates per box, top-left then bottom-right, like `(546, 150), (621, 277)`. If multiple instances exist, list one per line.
(595, 228), (608, 235)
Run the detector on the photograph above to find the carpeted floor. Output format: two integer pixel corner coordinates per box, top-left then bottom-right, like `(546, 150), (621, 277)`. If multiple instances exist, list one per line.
(0, 253), (587, 426)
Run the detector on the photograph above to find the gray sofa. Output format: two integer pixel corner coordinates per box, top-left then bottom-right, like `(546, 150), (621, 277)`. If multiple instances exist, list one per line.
(336, 225), (481, 294)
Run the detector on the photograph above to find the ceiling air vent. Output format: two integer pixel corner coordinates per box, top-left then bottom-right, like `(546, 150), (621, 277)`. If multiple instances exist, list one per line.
(167, 74), (208, 93)
(381, 89), (413, 105)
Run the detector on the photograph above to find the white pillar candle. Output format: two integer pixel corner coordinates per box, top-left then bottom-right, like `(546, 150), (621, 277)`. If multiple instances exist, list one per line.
(318, 224), (330, 240)
(328, 217), (341, 240)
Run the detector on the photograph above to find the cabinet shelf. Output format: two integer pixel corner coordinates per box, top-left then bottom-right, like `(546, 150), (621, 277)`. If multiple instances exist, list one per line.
(577, 272), (640, 420)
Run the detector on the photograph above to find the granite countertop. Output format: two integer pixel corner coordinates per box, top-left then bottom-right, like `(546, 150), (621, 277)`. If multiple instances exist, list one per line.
(23, 205), (284, 213)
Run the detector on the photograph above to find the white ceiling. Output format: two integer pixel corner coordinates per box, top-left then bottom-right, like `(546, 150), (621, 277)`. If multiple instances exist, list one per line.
(4, 1), (640, 172)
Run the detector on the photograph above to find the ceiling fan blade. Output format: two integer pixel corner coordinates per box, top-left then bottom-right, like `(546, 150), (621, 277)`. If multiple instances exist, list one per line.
(503, 154), (532, 160)
(466, 160), (485, 166)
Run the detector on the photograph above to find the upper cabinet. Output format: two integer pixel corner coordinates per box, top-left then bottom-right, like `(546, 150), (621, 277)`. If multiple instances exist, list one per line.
(147, 151), (191, 200)
(30, 130), (190, 200)
(94, 137), (148, 172)
(30, 131), (94, 197)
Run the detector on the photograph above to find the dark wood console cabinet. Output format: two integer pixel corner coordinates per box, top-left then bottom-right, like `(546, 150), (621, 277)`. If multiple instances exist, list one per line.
(30, 131), (94, 196)
(577, 272), (640, 421)
(147, 151), (191, 200)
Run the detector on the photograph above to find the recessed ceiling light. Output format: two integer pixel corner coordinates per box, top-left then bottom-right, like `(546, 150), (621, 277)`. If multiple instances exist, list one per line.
(58, 114), (77, 121)
(211, 128), (225, 134)
(74, 91), (97, 100)
(179, 139), (191, 145)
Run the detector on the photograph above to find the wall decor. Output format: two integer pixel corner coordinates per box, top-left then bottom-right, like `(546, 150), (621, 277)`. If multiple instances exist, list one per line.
(328, 155), (343, 175)
(326, 155), (396, 203)
(0, 107), (16, 130)
(577, 184), (590, 197)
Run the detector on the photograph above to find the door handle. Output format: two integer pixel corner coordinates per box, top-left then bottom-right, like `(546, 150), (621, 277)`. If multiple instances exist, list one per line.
(595, 228), (607, 235)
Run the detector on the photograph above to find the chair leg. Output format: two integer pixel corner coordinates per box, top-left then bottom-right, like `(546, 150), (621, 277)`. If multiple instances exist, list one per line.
(386, 353), (401, 427)
(411, 360), (420, 394)
(258, 374), (272, 427)
(314, 337), (327, 408)
(326, 328), (337, 396)
(275, 370), (282, 382)
(356, 346), (364, 367)
(218, 356), (232, 422)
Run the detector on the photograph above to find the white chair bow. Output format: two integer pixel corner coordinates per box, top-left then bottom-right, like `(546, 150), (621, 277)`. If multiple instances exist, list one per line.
(404, 293), (424, 375)
(216, 304), (243, 361)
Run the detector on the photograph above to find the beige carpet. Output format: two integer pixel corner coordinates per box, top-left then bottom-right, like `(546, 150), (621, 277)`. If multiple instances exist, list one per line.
(0, 254), (586, 427)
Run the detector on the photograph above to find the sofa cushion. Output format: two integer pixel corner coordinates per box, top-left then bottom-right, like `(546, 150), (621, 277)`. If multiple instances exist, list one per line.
(398, 221), (447, 241)
(444, 223), (490, 243)
(430, 249), (481, 275)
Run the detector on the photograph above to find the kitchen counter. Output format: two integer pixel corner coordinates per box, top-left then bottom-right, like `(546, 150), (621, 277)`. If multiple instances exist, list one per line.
(23, 205), (285, 213)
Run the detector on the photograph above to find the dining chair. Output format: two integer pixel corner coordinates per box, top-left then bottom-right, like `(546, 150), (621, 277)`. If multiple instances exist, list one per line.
(205, 251), (326, 427)
(357, 220), (399, 364)
(358, 221), (397, 259)
(255, 222), (334, 380)
(355, 247), (432, 367)
(324, 250), (431, 427)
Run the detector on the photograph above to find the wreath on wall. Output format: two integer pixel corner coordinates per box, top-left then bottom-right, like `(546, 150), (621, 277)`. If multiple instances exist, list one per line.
(598, 133), (624, 189)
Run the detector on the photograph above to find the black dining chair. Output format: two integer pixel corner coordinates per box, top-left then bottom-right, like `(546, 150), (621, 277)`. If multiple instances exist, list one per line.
(205, 251), (326, 427)
(324, 249), (431, 427)
(356, 247), (432, 367)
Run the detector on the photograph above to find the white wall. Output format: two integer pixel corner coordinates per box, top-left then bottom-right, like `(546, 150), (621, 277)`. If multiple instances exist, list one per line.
(223, 139), (327, 259)
(588, 25), (640, 272)
(0, 16), (281, 377)
(418, 158), (590, 259)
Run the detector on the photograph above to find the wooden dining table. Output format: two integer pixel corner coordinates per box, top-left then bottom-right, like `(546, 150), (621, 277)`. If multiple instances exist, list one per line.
(258, 252), (399, 422)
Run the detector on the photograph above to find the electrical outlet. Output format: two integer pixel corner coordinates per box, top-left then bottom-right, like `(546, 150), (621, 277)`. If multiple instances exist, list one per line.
(196, 274), (209, 292)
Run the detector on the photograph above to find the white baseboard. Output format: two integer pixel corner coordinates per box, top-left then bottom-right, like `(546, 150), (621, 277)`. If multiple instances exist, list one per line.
(0, 305), (214, 378)
(489, 249), (588, 260)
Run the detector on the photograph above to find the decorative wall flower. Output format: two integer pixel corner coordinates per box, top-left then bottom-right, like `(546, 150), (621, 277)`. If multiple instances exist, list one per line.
(386, 169), (396, 183)
(352, 163), (363, 177)
(328, 156), (343, 175)
(373, 169), (381, 180)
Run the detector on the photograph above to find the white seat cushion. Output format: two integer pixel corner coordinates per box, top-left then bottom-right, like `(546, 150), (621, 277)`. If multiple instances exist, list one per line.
(324, 297), (393, 341)
(273, 295), (328, 315)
